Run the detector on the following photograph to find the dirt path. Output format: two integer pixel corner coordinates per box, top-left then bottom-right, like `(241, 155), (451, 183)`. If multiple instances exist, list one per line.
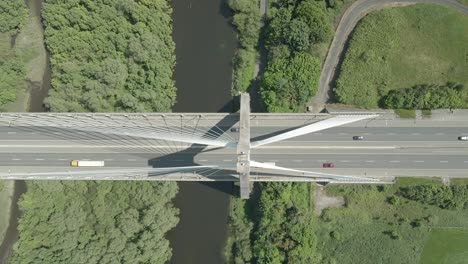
(309, 0), (468, 113)
(314, 186), (345, 215)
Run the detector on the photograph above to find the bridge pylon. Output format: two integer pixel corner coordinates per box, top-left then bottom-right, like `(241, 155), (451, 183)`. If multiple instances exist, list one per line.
(237, 93), (251, 199)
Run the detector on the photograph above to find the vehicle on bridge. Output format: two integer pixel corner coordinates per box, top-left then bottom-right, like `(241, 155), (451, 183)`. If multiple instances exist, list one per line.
(323, 162), (335, 168)
(70, 160), (105, 167)
(459, 136), (468, 141)
(353, 135), (364, 140)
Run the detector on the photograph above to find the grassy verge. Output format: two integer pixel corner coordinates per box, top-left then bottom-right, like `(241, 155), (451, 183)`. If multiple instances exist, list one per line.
(421, 109), (431, 118)
(334, 4), (468, 109)
(395, 109), (415, 118)
(316, 178), (468, 264)
(419, 228), (468, 264)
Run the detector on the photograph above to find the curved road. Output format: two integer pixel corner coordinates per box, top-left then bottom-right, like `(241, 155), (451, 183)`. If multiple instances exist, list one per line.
(310, 0), (468, 112)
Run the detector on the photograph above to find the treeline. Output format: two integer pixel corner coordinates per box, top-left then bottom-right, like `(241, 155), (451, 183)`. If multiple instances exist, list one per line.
(260, 0), (330, 112)
(0, 0), (27, 107)
(10, 181), (179, 263)
(225, 183), (318, 263)
(42, 0), (176, 112)
(228, 0), (261, 95)
(399, 185), (468, 210)
(384, 83), (468, 109)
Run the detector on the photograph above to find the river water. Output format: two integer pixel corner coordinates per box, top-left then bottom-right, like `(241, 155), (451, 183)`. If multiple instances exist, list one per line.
(169, 0), (237, 263)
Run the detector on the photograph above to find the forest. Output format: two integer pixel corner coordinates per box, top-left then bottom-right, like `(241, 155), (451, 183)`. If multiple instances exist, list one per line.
(42, 0), (177, 112)
(260, 0), (330, 112)
(0, 0), (27, 107)
(10, 181), (179, 264)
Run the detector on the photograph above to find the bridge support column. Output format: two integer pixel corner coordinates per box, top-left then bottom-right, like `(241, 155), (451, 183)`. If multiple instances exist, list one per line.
(237, 93), (251, 199)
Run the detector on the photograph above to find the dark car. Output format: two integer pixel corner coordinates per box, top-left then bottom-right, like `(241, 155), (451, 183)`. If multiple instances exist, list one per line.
(353, 136), (364, 140)
(323, 162), (335, 168)
(230, 127), (240, 132)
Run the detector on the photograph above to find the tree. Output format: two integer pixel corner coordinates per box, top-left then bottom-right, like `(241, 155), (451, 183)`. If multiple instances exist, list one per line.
(294, 0), (331, 44)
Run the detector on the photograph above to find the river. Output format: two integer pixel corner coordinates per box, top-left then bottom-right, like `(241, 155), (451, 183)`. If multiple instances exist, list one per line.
(168, 0), (237, 263)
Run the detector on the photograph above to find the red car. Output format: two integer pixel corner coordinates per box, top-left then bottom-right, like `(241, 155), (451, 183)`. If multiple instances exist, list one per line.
(323, 162), (335, 168)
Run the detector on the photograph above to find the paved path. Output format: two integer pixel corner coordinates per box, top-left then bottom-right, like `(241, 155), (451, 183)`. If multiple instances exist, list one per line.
(309, 0), (468, 113)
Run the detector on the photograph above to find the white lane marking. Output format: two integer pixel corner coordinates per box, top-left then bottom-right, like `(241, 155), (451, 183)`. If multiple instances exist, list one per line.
(340, 160), (350, 162)
(12, 158), (21, 161)
(386, 133), (396, 135)
(413, 161), (424, 163)
(35, 158), (45, 161)
(314, 133), (322, 135)
(389, 160), (400, 163)
(440, 161), (448, 163)
(362, 133), (371, 135)
(7, 132), (16, 134)
(464, 161), (468, 163)
(128, 159), (137, 161)
(436, 133), (445, 135)
(338, 133), (347, 135)
(104, 159), (114, 161)
(411, 133), (420, 135)
(223, 159), (232, 162)
(58, 159), (67, 161)
(53, 132), (62, 135)
(293, 160), (303, 162)
(365, 160), (375, 163)
(270, 160), (279, 162)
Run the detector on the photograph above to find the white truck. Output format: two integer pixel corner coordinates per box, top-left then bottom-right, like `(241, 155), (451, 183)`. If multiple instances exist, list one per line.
(70, 160), (105, 167)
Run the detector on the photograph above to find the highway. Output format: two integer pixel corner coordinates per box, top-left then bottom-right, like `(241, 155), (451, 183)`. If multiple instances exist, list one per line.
(0, 123), (466, 180)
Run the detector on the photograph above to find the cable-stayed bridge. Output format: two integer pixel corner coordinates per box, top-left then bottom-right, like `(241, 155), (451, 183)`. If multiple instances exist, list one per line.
(0, 94), (467, 198)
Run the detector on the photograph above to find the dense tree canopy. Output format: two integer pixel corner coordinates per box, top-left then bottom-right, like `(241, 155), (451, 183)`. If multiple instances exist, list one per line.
(0, 0), (27, 34)
(261, 52), (320, 112)
(42, 0), (176, 112)
(253, 183), (319, 263)
(260, 0), (330, 112)
(10, 181), (179, 264)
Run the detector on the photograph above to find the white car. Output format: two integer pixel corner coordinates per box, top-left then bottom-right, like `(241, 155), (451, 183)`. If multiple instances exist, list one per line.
(458, 136), (468, 141)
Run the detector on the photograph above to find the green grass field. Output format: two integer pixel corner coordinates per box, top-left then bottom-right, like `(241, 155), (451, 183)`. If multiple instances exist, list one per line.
(334, 4), (468, 109)
(316, 178), (468, 264)
(419, 228), (468, 264)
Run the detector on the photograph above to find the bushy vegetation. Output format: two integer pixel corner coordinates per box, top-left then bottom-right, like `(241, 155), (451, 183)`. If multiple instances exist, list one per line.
(228, 0), (261, 95)
(42, 0), (176, 112)
(0, 0), (27, 108)
(10, 181), (179, 264)
(316, 179), (468, 264)
(384, 83), (468, 110)
(225, 183), (318, 263)
(335, 5), (468, 109)
(260, 0), (330, 112)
